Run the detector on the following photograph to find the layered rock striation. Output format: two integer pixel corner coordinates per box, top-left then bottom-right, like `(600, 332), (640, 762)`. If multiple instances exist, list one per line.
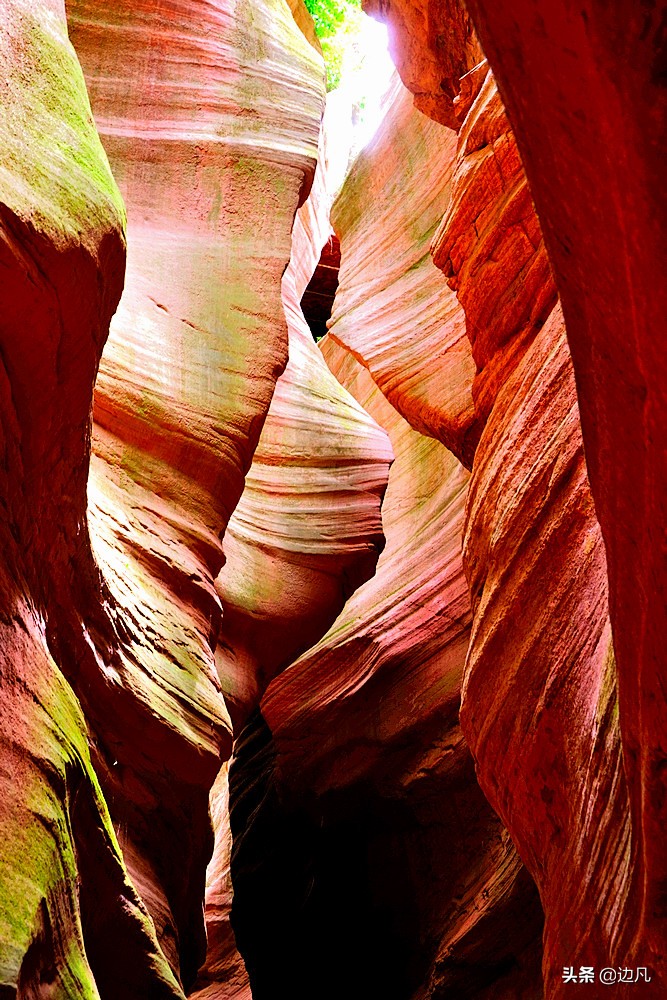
(428, 63), (628, 995)
(0, 2), (181, 996)
(1, 1), (664, 998)
(193, 93), (394, 997)
(327, 74), (479, 468)
(226, 77), (543, 999)
(2, 0), (330, 994)
(459, 3), (667, 985)
(250, 340), (543, 998)
(66, 0), (326, 987)
(365, 0), (664, 993)
(213, 107), (392, 724)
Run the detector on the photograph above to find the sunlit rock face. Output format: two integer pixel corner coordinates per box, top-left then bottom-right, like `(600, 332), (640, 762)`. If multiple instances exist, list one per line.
(460, 3), (667, 988)
(224, 80), (543, 999)
(329, 74), (480, 468)
(214, 147), (392, 724)
(459, 303), (628, 997)
(0, 2), (181, 996)
(63, 0), (324, 987)
(363, 0), (483, 129)
(192, 94), (393, 997)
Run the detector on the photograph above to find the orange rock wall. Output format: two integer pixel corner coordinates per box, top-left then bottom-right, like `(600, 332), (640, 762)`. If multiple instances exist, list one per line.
(225, 78), (543, 999)
(1, 1), (663, 998)
(366, 0), (664, 994)
(460, 3), (667, 986)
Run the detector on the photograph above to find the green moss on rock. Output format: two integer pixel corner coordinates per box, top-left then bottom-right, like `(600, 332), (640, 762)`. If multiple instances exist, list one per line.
(0, 2), (125, 251)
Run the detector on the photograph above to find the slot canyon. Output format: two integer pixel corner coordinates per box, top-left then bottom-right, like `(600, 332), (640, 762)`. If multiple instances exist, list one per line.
(0, 0), (665, 997)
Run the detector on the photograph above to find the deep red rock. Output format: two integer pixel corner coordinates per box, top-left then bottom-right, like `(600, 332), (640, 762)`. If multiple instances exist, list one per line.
(431, 69), (557, 425)
(460, 303), (628, 995)
(363, 0), (483, 128)
(458, 5), (667, 985)
(372, 1), (666, 991)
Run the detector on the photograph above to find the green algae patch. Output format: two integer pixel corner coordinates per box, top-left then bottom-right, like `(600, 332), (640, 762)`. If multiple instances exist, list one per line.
(0, 2), (125, 252)
(0, 614), (183, 997)
(595, 636), (620, 733)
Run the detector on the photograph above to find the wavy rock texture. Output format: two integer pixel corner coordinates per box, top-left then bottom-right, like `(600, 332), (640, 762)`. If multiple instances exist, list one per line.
(0, 2), (181, 996)
(431, 69), (557, 424)
(460, 304), (628, 997)
(193, 96), (393, 997)
(64, 0), (324, 988)
(3, 1), (663, 997)
(229, 335), (542, 998)
(373, 9), (645, 995)
(225, 80), (543, 996)
(460, 3), (667, 987)
(329, 74), (479, 468)
(213, 121), (392, 726)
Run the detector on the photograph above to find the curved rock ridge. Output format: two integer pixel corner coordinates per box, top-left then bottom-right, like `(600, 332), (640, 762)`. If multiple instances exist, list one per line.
(0, 2), (180, 996)
(264, 340), (472, 782)
(369, 8), (642, 995)
(190, 765), (251, 1000)
(65, 0), (325, 986)
(363, 0), (484, 129)
(215, 100), (393, 724)
(431, 68), (557, 425)
(227, 335), (543, 997)
(216, 293), (393, 719)
(459, 3), (667, 987)
(329, 74), (480, 469)
(460, 304), (629, 996)
(193, 93), (393, 995)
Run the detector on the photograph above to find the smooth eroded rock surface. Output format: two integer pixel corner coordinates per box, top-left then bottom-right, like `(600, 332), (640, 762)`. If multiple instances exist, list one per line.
(329, 74), (480, 468)
(371, 6), (649, 993)
(460, 304), (628, 996)
(214, 103), (392, 725)
(228, 336), (542, 997)
(0, 2), (181, 995)
(193, 92), (393, 996)
(2, 2), (663, 997)
(68, 0), (324, 987)
(225, 100), (545, 987)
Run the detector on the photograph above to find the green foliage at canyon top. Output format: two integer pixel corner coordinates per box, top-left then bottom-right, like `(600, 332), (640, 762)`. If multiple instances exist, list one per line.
(304, 0), (363, 90)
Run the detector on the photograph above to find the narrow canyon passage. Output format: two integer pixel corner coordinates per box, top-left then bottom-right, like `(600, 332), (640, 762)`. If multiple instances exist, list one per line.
(0, 2), (664, 1000)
